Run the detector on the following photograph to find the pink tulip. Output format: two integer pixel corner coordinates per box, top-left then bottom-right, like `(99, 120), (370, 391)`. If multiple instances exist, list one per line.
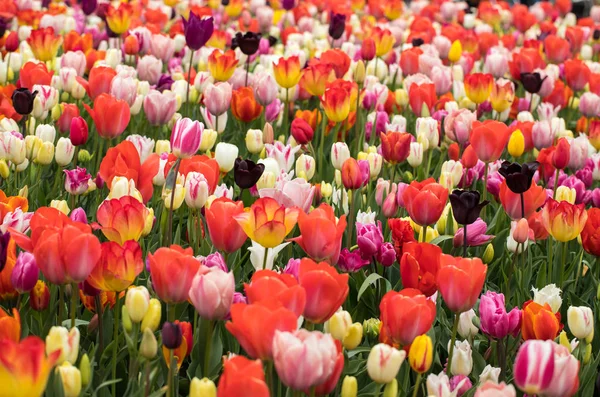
(149, 34), (175, 63)
(444, 108), (476, 146)
(10, 252), (39, 293)
(273, 330), (338, 391)
(532, 121), (554, 150)
(433, 35), (451, 59)
(513, 340), (556, 395)
(61, 50), (87, 76)
(568, 136), (589, 170)
(170, 117), (203, 159)
(64, 167), (92, 195)
(474, 381), (516, 397)
(110, 75), (138, 107)
(70, 116), (88, 146)
(0, 208), (32, 235)
(479, 291), (521, 339)
(189, 266), (235, 320)
(137, 55), (163, 85)
(205, 82), (232, 116)
(143, 90), (178, 126)
(484, 52), (509, 79)
(453, 218), (494, 247)
(254, 73), (278, 106)
(546, 344), (580, 397)
(259, 177), (315, 213)
(579, 92), (600, 118)
(431, 66), (452, 96)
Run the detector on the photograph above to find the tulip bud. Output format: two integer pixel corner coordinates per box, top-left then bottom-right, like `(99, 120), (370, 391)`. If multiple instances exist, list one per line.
(70, 116), (88, 146)
(457, 309), (479, 339)
(408, 334), (433, 373)
(78, 149), (91, 163)
(291, 118), (314, 145)
(215, 142), (239, 172)
(184, 172), (209, 209)
(125, 286), (150, 323)
(262, 122), (274, 144)
(383, 379), (398, 397)
(55, 137), (75, 166)
(155, 140), (171, 154)
(559, 331), (572, 352)
(162, 174), (185, 210)
(367, 344), (406, 384)
(245, 129), (264, 154)
(567, 306), (594, 339)
(295, 154), (316, 181)
(141, 298), (162, 332)
(552, 138), (570, 170)
(121, 305), (133, 332)
(140, 328), (158, 359)
(407, 142), (423, 168)
(35, 141), (54, 165)
(331, 142), (351, 170)
(50, 200), (70, 215)
(199, 129), (217, 152)
(354, 60), (366, 84)
(189, 377), (217, 397)
(448, 40), (462, 63)
(584, 342), (592, 364)
(79, 354), (90, 387)
(162, 321), (183, 350)
(0, 160), (8, 179)
(321, 182), (333, 198)
(57, 362), (82, 397)
(482, 243), (494, 264)
(343, 323), (363, 350)
(508, 130), (525, 157)
(449, 340), (473, 376)
(329, 311), (352, 341)
(11, 251), (38, 293)
(340, 376), (358, 397)
(363, 318), (381, 343)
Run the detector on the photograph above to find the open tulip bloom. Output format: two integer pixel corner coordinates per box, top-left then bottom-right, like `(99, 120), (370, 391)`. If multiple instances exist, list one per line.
(3, 1), (600, 397)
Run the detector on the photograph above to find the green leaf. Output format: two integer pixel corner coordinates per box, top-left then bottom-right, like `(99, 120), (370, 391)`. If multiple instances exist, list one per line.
(357, 273), (391, 302)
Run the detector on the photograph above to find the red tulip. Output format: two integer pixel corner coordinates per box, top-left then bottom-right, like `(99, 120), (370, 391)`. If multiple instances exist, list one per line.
(400, 241), (442, 297)
(564, 59), (590, 92)
(87, 66), (117, 100)
(380, 131), (411, 165)
(402, 178), (448, 226)
(499, 180), (547, 220)
(469, 120), (511, 163)
(84, 93), (130, 139)
(437, 254), (487, 313)
(147, 245), (201, 303)
(408, 83), (436, 117)
(543, 35), (571, 64)
(217, 356), (270, 397)
(244, 270), (306, 317)
(582, 208), (600, 257)
(205, 198), (248, 253)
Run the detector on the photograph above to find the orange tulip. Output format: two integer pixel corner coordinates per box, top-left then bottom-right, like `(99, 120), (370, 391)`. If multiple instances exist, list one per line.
(86, 241), (143, 292)
(244, 270), (306, 317)
(380, 131), (412, 164)
(0, 308), (20, 342)
(319, 49), (351, 79)
(99, 141), (159, 203)
(300, 64), (335, 97)
(87, 66), (118, 100)
(581, 208), (600, 257)
(464, 73), (494, 104)
(0, 237), (16, 300)
(402, 178), (448, 226)
(0, 190), (28, 220)
(233, 197), (299, 248)
(217, 355), (270, 397)
(273, 55), (303, 89)
(564, 59), (590, 92)
(208, 49), (239, 82)
(205, 198), (248, 253)
(541, 199), (587, 242)
(437, 255), (487, 313)
(96, 196), (149, 245)
(79, 289), (117, 313)
(17, 62), (53, 90)
(321, 86), (351, 123)
(379, 288), (436, 347)
(26, 27), (62, 62)
(84, 93), (130, 139)
(0, 336), (60, 397)
(470, 120), (512, 163)
(499, 180), (547, 220)
(231, 87), (263, 123)
(400, 242), (442, 297)
(298, 258), (349, 324)
(291, 203), (347, 264)
(147, 245), (201, 304)
(372, 27), (395, 57)
(162, 321), (193, 369)
(63, 31), (93, 53)
(521, 301), (561, 340)
(106, 3), (132, 35)
(164, 154), (220, 194)
(226, 300), (298, 360)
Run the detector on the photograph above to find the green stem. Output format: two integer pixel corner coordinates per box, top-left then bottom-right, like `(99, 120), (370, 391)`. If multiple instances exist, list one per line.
(165, 160), (181, 246)
(112, 295), (121, 397)
(446, 313), (460, 376)
(574, 249), (584, 295)
(70, 282), (77, 329)
(318, 110), (327, 180)
(95, 295), (104, 357)
(203, 320), (214, 377)
(167, 349), (174, 397)
(560, 241), (568, 288)
(412, 373), (423, 397)
(58, 286), (64, 325)
(548, 238), (554, 283)
(346, 190), (357, 248)
(552, 169), (560, 200)
(168, 303), (176, 323)
(262, 246), (269, 270)
(186, 49), (194, 106)
(482, 162), (489, 220)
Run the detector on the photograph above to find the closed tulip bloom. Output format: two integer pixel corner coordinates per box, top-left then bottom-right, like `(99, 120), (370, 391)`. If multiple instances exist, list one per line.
(233, 197), (299, 248)
(367, 343), (406, 384)
(341, 376), (358, 397)
(321, 86), (351, 123)
(541, 199), (587, 242)
(437, 255), (487, 313)
(291, 117), (314, 145)
(402, 178), (448, 226)
(96, 196), (149, 245)
(205, 198), (247, 253)
(0, 336), (60, 397)
(273, 56), (302, 89)
(372, 27), (395, 57)
(0, 308), (20, 343)
(83, 94), (130, 139)
(479, 291), (521, 339)
(226, 300), (298, 360)
(470, 120), (512, 163)
(205, 83), (232, 116)
(29, 280), (50, 311)
(564, 59), (590, 92)
(184, 172), (209, 209)
(380, 131), (411, 165)
(143, 91), (178, 126)
(522, 301), (561, 340)
(217, 356), (269, 397)
(490, 79), (515, 114)
(125, 286), (150, 323)
(507, 130), (525, 157)
(581, 208), (600, 256)
(244, 270), (306, 317)
(273, 330), (338, 390)
(189, 266), (235, 320)
(379, 288), (436, 346)
(147, 245), (201, 303)
(400, 242), (442, 297)
(57, 362), (82, 397)
(298, 259), (349, 324)
(464, 73), (493, 104)
(86, 240), (143, 292)
(567, 306), (594, 340)
(208, 49), (239, 82)
(544, 35), (571, 64)
(513, 340), (556, 395)
(190, 377), (216, 397)
(499, 180), (547, 220)
(141, 298), (162, 332)
(409, 334), (433, 373)
(10, 252), (38, 293)
(69, 116), (88, 147)
(231, 87), (263, 123)
(341, 158), (364, 190)
(46, 326), (80, 364)
(292, 203), (346, 264)
(170, 118), (202, 159)
(331, 142), (351, 170)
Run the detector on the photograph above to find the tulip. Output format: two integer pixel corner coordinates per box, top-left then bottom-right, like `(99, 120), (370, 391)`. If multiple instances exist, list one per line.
(541, 199), (587, 242)
(83, 94), (130, 139)
(402, 178), (448, 226)
(234, 158), (264, 190)
(479, 291), (521, 339)
(170, 118), (202, 159)
(272, 56), (302, 89)
(366, 343), (406, 384)
(215, 142), (239, 173)
(499, 180), (546, 220)
(409, 334), (433, 373)
(564, 59), (590, 92)
(581, 208), (600, 256)
(567, 306), (594, 340)
(10, 251), (38, 293)
(205, 83), (232, 117)
(183, 12), (213, 50)
(0, 307), (20, 343)
(437, 255), (486, 313)
(244, 270), (305, 317)
(341, 376), (358, 397)
(464, 73), (493, 104)
(379, 288), (436, 346)
(57, 362), (82, 397)
(140, 298), (161, 332)
(322, 86), (351, 123)
(63, 167), (90, 195)
(470, 120), (512, 163)
(457, 309), (479, 339)
(273, 329), (338, 390)
(147, 245), (201, 304)
(189, 266), (234, 320)
(46, 326), (80, 364)
(0, 336), (60, 397)
(11, 88), (37, 116)
(301, 64), (335, 97)
(190, 377), (217, 397)
(475, 381), (516, 397)
(143, 90), (178, 126)
(291, 117), (314, 145)
(205, 198), (247, 253)
(30, 280), (50, 311)
(331, 142), (351, 170)
(522, 301), (561, 340)
(208, 49), (238, 82)
(341, 158), (364, 190)
(125, 286), (150, 323)
(380, 131), (411, 165)
(400, 241), (442, 297)
(97, 196), (149, 245)
(217, 355), (270, 397)
(513, 340), (556, 395)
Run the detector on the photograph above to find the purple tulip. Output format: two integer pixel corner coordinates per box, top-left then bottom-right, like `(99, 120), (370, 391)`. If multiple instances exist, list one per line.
(449, 375), (472, 396)
(283, 258), (301, 279)
(182, 13), (214, 51)
(201, 252), (228, 272)
(377, 242), (396, 267)
(453, 218), (494, 248)
(356, 222), (384, 259)
(0, 231), (10, 273)
(479, 291), (521, 339)
(82, 0), (97, 15)
(575, 167), (593, 188)
(70, 207), (88, 224)
(10, 252), (38, 293)
(561, 175), (587, 204)
(337, 248), (370, 273)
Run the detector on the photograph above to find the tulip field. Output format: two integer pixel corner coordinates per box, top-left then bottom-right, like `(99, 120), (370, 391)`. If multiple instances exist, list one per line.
(3, 0), (600, 396)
